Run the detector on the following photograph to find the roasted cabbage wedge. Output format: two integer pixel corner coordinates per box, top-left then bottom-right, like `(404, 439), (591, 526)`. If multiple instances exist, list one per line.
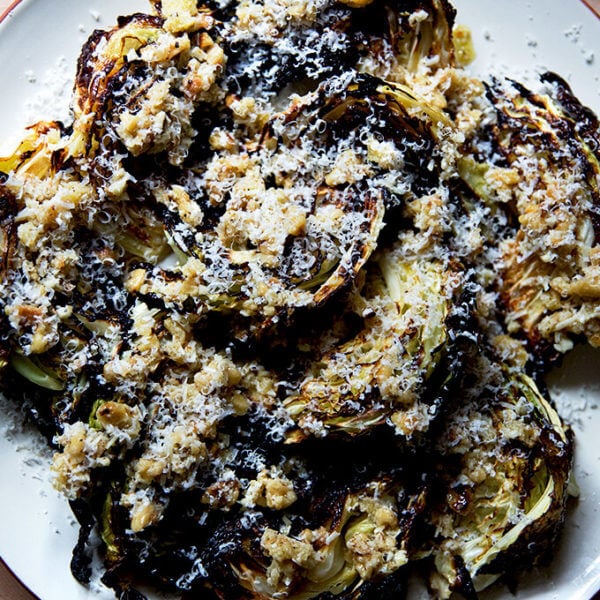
(80, 409), (430, 600)
(284, 247), (470, 442)
(0, 123), (128, 436)
(428, 361), (573, 598)
(223, 480), (418, 599)
(69, 9), (225, 195)
(462, 73), (600, 356)
(215, 0), (456, 95)
(199, 456), (429, 600)
(126, 73), (452, 324)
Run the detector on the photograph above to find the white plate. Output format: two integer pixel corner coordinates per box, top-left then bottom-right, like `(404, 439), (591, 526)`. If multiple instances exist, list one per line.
(0, 1), (599, 599)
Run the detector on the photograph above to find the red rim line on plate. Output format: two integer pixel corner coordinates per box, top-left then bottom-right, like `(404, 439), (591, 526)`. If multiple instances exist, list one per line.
(0, 0), (21, 22)
(582, 0), (600, 17)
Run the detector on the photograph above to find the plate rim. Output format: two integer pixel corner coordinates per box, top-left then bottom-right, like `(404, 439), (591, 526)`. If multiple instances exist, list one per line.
(0, 1), (599, 599)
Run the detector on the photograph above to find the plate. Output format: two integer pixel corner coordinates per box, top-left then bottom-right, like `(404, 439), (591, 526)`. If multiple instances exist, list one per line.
(0, 1), (599, 599)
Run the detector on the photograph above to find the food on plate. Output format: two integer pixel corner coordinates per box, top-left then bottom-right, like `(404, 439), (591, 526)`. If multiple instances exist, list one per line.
(0, 0), (596, 598)
(481, 76), (600, 355)
(428, 362), (573, 597)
